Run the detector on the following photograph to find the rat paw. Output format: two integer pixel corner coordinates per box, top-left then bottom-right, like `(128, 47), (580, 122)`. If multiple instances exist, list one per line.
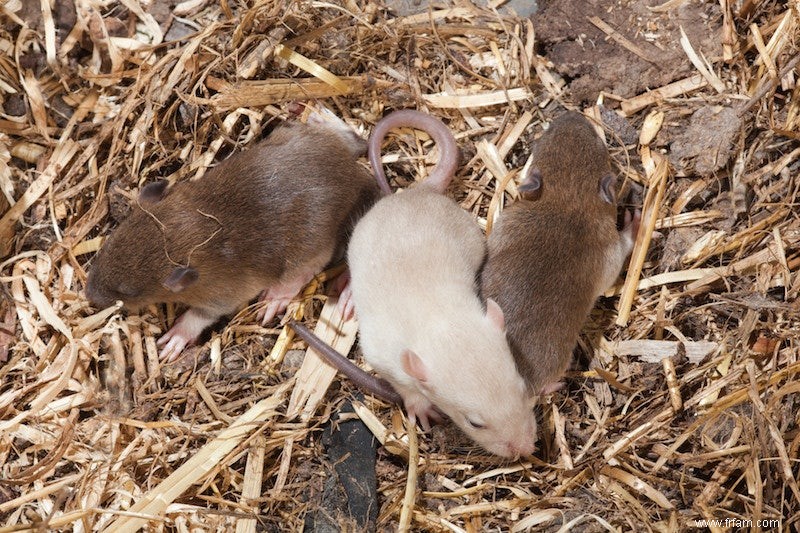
(538, 381), (565, 396)
(405, 396), (438, 431)
(256, 296), (292, 325)
(257, 270), (320, 325)
(332, 271), (356, 319)
(415, 405), (445, 431)
(331, 269), (350, 295)
(620, 208), (642, 255)
(623, 208), (642, 237)
(157, 308), (217, 362)
(336, 285), (355, 320)
(157, 330), (192, 362)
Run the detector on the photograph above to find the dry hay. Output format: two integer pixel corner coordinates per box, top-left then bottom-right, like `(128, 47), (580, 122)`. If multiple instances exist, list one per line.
(0, 0), (798, 531)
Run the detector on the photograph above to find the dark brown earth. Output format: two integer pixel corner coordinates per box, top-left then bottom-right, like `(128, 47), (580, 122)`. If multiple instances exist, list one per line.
(532, 0), (722, 103)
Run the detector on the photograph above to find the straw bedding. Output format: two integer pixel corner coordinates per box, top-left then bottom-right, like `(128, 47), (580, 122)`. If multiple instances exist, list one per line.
(0, 0), (798, 530)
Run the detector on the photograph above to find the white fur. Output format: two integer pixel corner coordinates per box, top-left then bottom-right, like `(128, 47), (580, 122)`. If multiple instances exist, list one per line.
(348, 188), (537, 457)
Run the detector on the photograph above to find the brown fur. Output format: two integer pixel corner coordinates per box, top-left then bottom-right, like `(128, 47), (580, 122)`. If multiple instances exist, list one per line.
(86, 119), (380, 320)
(481, 111), (630, 394)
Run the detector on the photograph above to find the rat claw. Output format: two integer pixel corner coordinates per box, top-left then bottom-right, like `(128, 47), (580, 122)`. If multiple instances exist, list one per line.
(418, 414), (431, 432)
(619, 208), (642, 257)
(333, 271), (356, 319)
(408, 406), (431, 431)
(157, 308), (215, 362)
(258, 300), (280, 325)
(262, 298), (292, 325)
(419, 404), (444, 428)
(623, 208), (642, 236)
(331, 270), (351, 294)
(342, 297), (355, 320)
(405, 398), (438, 431)
(158, 331), (190, 362)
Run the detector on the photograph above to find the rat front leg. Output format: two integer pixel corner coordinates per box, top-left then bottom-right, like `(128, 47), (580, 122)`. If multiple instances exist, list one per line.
(599, 209), (642, 293)
(158, 307), (219, 362)
(403, 392), (440, 431)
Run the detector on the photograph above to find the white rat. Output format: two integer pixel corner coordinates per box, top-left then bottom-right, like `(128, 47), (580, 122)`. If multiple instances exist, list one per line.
(344, 110), (537, 458)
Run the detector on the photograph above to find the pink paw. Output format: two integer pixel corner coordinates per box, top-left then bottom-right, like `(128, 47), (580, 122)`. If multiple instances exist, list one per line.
(332, 271), (355, 319)
(405, 397), (440, 431)
(256, 294), (293, 325)
(331, 269), (351, 294)
(538, 381), (565, 396)
(157, 329), (193, 363)
(157, 308), (218, 362)
(620, 208), (642, 256)
(336, 285), (355, 320)
(623, 208), (642, 239)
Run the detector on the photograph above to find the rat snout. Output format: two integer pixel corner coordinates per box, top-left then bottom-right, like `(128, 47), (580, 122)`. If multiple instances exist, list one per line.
(84, 270), (118, 309)
(84, 276), (108, 308)
(506, 439), (536, 458)
(85, 286), (113, 309)
(506, 418), (537, 458)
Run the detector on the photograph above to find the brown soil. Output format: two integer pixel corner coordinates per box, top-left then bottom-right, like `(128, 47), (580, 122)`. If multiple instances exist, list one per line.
(532, 0), (722, 102)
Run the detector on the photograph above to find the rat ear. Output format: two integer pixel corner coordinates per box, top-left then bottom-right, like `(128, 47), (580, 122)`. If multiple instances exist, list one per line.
(139, 180), (170, 206)
(600, 175), (616, 204)
(519, 168), (543, 201)
(401, 349), (428, 383)
(485, 298), (505, 331)
(162, 266), (199, 293)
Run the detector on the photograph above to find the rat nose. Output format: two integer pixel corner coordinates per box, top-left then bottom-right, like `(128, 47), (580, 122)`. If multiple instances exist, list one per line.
(507, 440), (535, 458)
(84, 279), (101, 306)
(506, 443), (522, 459)
(84, 276), (113, 308)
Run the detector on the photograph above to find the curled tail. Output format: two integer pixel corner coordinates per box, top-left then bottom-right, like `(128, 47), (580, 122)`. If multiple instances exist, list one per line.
(368, 109), (460, 195)
(288, 320), (402, 405)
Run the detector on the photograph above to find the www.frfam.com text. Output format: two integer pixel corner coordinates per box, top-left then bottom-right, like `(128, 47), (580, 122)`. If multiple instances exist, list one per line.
(692, 518), (781, 529)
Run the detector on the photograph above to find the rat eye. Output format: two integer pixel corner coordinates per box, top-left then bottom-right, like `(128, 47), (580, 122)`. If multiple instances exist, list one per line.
(466, 418), (486, 430)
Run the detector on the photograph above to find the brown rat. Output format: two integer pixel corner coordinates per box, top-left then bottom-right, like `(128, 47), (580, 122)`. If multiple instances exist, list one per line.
(86, 108), (380, 361)
(338, 110), (537, 458)
(481, 111), (639, 396)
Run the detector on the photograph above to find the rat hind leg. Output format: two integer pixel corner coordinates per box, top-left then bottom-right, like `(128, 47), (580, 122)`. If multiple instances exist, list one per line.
(257, 249), (334, 325)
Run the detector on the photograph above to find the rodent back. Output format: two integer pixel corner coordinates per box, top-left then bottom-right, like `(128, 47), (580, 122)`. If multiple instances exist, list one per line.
(482, 203), (614, 391)
(172, 125), (376, 268)
(347, 189), (485, 294)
